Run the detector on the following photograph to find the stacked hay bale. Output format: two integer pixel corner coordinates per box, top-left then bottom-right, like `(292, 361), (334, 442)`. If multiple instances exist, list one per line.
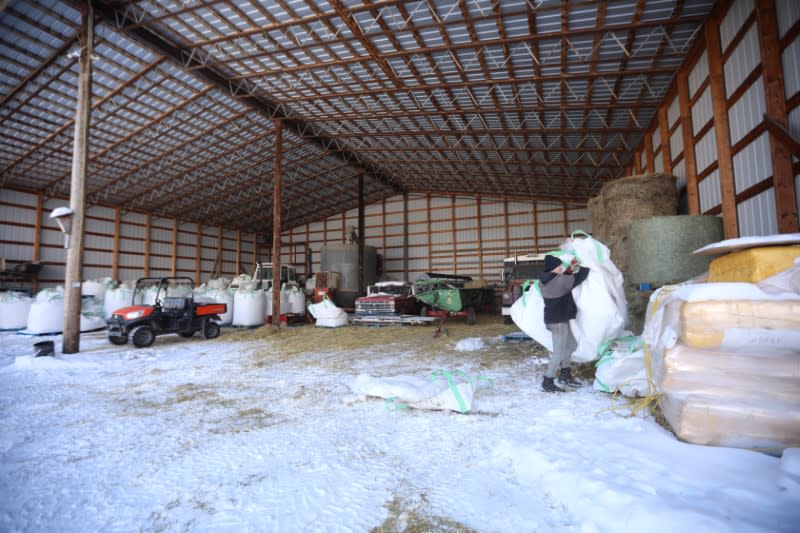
(587, 173), (678, 333)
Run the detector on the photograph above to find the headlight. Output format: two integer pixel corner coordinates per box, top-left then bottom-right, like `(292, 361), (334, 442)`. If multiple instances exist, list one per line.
(125, 310), (145, 320)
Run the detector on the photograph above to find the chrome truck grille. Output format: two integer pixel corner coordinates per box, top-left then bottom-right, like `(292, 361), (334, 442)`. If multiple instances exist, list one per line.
(355, 300), (395, 314)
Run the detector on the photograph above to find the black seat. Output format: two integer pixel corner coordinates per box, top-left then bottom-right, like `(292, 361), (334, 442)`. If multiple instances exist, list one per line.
(162, 297), (188, 311)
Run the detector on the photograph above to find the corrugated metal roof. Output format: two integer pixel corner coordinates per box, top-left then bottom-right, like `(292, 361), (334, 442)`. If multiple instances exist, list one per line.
(0, 0), (714, 234)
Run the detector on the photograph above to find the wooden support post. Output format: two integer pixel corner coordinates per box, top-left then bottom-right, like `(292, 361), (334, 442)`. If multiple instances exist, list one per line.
(658, 105), (672, 174)
(235, 229), (241, 275)
(426, 194), (432, 271)
(644, 132), (655, 173)
(678, 70), (700, 214)
(215, 226), (223, 278)
(195, 224), (202, 284)
(170, 218), (177, 276)
(62, 3), (93, 354)
(532, 200), (539, 252)
(272, 119), (282, 324)
(112, 207), (120, 280)
(450, 195), (457, 273)
(143, 213), (151, 277)
(31, 192), (42, 292)
(403, 193), (409, 280)
(561, 202), (569, 236)
(251, 233), (257, 272)
(756, 0), (799, 232)
(706, 18), (739, 238)
(503, 199), (510, 256)
(357, 172), (365, 295)
(476, 196), (484, 278)
(634, 151), (643, 174)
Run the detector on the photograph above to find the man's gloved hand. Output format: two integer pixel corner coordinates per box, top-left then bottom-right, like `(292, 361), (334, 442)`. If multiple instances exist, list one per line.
(566, 257), (580, 274)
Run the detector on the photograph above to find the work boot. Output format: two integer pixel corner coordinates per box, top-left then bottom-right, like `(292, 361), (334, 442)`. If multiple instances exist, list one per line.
(559, 367), (582, 387)
(541, 376), (564, 393)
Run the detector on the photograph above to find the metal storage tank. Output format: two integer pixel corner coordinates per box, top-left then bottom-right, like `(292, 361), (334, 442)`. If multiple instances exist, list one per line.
(320, 243), (378, 308)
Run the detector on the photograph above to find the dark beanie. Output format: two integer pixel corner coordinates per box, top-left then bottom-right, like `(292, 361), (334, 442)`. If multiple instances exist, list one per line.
(544, 255), (561, 272)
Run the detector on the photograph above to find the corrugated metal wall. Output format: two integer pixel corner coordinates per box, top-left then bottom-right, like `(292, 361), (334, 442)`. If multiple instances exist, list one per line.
(285, 193), (588, 286)
(631, 0), (800, 237)
(0, 188), (258, 289)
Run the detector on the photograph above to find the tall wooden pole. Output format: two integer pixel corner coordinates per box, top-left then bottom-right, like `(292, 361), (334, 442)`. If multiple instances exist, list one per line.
(271, 119), (282, 325)
(756, 0), (798, 233)
(62, 2), (93, 354)
(402, 192), (408, 280)
(357, 172), (364, 294)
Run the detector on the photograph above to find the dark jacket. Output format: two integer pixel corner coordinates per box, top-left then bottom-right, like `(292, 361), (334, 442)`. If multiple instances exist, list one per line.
(538, 267), (590, 324)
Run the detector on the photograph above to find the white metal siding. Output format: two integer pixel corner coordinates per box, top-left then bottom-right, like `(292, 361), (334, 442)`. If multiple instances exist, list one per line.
(688, 50), (709, 97)
(480, 200), (504, 216)
(727, 77), (765, 146)
(720, 0), (753, 53)
(725, 25), (760, 98)
(782, 37), (800, 100)
(699, 169), (722, 212)
(673, 158), (687, 190)
(694, 127), (718, 173)
(737, 188), (778, 236)
(1, 189), (37, 206)
(777, 0), (800, 38)
(654, 152), (664, 173)
(652, 128), (661, 155)
(733, 132), (772, 193)
(669, 124), (684, 159)
(790, 106), (800, 139)
(667, 95), (681, 127)
(692, 87), (714, 133)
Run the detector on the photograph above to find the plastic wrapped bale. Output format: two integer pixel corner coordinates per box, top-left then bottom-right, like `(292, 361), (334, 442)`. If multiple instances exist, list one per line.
(104, 285), (134, 318)
(643, 281), (800, 452)
(627, 215), (723, 286)
(0, 291), (32, 330)
(26, 287), (65, 334)
(232, 289), (266, 327)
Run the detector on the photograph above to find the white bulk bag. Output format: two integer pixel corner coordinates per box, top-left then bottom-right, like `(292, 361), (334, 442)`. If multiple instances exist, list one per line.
(287, 287), (306, 314)
(351, 370), (478, 413)
(592, 336), (649, 397)
(561, 233), (627, 362)
(207, 289), (234, 325)
(264, 288), (290, 316)
(0, 291), (32, 330)
(26, 288), (65, 334)
(232, 289), (266, 327)
(104, 285), (133, 318)
(509, 282), (553, 351)
(82, 277), (112, 299)
(307, 296), (348, 327)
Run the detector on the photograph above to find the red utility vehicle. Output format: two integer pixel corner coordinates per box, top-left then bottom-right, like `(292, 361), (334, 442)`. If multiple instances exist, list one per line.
(106, 277), (226, 348)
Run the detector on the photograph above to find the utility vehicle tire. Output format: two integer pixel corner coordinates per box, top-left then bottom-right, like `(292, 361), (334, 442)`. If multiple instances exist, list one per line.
(466, 306), (476, 325)
(108, 335), (128, 346)
(503, 315), (512, 325)
(202, 320), (220, 340)
(178, 330), (195, 338)
(130, 325), (156, 348)
(420, 305), (429, 317)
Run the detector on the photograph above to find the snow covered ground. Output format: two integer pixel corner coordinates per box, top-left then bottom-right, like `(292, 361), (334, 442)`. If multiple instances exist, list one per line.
(0, 318), (797, 532)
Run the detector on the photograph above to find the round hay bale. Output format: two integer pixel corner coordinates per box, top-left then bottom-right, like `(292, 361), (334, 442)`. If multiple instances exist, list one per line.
(602, 173), (677, 239)
(587, 196), (606, 242)
(627, 215), (723, 286)
(594, 173), (678, 272)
